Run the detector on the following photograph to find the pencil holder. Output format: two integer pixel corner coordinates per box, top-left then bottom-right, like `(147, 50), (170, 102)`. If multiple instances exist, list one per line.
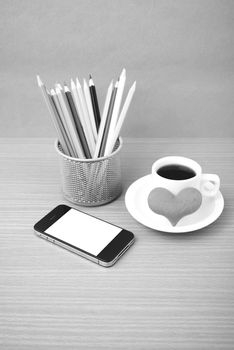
(55, 138), (123, 206)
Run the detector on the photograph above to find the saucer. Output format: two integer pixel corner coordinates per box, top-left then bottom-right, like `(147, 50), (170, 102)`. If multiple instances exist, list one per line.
(125, 174), (224, 233)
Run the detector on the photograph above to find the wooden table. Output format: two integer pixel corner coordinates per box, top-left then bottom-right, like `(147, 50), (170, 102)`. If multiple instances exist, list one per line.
(1, 138), (234, 350)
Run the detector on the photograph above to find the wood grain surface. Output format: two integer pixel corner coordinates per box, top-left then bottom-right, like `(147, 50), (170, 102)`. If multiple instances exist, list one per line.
(0, 138), (234, 350)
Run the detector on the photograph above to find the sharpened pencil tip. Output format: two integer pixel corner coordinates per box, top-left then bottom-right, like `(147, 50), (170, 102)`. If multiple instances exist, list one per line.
(37, 75), (43, 86)
(129, 81), (136, 93)
(76, 77), (81, 88)
(71, 79), (76, 89)
(121, 68), (126, 77)
(64, 85), (69, 92)
(55, 83), (62, 90)
(89, 75), (94, 87)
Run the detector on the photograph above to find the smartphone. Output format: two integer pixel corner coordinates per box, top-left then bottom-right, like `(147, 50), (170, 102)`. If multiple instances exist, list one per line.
(34, 204), (135, 267)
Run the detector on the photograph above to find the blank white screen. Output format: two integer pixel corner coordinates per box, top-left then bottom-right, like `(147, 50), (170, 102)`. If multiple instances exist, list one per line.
(45, 209), (121, 256)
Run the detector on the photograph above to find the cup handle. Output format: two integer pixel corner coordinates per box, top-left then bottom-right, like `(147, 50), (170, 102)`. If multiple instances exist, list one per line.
(200, 174), (220, 197)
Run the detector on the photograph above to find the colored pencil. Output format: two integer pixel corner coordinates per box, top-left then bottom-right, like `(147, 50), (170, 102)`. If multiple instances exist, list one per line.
(53, 87), (78, 157)
(104, 69), (126, 155)
(104, 81), (136, 156)
(76, 78), (96, 156)
(50, 89), (75, 157)
(37, 75), (70, 156)
(64, 85), (91, 158)
(89, 75), (101, 131)
(70, 79), (90, 147)
(98, 80), (118, 157)
(83, 78), (98, 140)
(56, 87), (84, 158)
(94, 80), (113, 158)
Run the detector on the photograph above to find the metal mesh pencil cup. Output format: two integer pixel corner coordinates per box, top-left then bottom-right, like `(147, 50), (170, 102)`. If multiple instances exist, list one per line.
(55, 138), (123, 206)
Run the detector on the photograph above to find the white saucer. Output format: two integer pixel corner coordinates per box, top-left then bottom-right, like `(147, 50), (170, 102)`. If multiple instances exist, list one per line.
(125, 174), (224, 233)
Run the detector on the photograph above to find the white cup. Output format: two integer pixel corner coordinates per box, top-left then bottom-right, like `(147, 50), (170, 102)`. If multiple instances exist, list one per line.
(151, 156), (220, 197)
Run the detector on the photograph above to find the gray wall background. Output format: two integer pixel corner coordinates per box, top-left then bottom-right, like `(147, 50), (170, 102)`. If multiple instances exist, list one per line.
(1, 0), (234, 138)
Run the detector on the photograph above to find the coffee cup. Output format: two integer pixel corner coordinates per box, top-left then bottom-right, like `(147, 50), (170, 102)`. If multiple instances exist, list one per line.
(151, 156), (220, 197)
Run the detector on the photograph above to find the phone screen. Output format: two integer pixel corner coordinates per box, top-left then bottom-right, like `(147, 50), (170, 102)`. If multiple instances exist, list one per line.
(45, 208), (122, 256)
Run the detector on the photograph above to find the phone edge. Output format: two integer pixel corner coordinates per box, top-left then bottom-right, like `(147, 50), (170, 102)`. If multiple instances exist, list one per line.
(34, 229), (99, 265)
(34, 229), (135, 268)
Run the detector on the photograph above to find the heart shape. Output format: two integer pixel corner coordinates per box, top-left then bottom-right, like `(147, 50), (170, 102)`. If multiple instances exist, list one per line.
(148, 187), (202, 226)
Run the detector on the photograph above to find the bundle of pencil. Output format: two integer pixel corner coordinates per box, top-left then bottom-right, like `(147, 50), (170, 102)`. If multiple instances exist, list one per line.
(37, 69), (136, 159)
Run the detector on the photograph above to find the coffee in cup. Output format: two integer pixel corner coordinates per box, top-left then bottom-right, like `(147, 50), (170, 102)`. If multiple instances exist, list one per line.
(156, 164), (196, 180)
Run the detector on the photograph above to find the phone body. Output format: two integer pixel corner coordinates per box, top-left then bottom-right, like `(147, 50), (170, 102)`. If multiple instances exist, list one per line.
(34, 204), (135, 267)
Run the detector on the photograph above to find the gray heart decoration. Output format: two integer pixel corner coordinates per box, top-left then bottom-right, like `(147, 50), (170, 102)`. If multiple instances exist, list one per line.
(148, 187), (202, 226)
